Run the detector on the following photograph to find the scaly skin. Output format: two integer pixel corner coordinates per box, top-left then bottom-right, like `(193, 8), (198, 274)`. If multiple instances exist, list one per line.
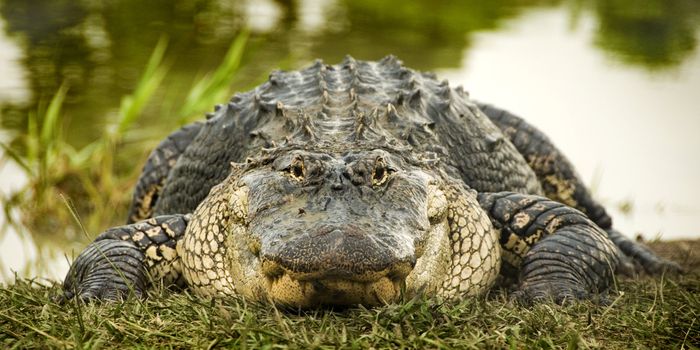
(61, 56), (679, 307)
(127, 122), (203, 224)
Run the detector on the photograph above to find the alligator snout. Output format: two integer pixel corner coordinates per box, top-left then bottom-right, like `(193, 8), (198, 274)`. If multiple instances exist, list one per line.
(260, 225), (416, 282)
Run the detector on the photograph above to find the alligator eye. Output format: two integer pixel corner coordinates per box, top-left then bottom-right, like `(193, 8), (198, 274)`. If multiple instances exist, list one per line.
(372, 157), (389, 186)
(289, 155), (305, 180)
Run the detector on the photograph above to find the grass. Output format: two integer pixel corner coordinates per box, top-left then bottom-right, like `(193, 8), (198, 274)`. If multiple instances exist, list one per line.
(0, 272), (698, 349)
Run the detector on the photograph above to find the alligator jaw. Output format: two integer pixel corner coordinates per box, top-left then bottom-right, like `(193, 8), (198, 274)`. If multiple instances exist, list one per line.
(259, 254), (412, 307)
(265, 273), (403, 307)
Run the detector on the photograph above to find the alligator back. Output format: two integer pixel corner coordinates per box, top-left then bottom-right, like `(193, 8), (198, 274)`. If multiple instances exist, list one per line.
(153, 56), (541, 215)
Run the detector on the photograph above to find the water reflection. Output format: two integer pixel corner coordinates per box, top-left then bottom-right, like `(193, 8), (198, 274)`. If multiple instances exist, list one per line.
(588, 0), (700, 69)
(2, 0), (698, 142)
(439, 7), (700, 241)
(0, 0), (699, 283)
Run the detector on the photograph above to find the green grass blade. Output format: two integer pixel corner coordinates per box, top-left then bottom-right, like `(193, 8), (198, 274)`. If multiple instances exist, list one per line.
(117, 36), (169, 135)
(178, 29), (249, 121)
(65, 141), (102, 169)
(0, 142), (33, 176)
(39, 83), (69, 148)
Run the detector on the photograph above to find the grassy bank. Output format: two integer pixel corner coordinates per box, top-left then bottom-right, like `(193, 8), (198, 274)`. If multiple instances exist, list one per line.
(1, 241), (699, 349)
(1, 274), (698, 348)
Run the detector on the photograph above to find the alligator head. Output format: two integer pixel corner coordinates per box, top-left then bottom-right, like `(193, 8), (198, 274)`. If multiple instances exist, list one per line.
(178, 139), (499, 307)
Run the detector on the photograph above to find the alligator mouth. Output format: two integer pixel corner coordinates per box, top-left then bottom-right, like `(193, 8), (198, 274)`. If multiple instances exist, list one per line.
(265, 273), (404, 307)
(258, 256), (411, 307)
(248, 214), (421, 306)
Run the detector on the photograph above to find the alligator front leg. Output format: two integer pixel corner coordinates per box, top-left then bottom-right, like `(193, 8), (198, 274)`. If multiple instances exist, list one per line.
(61, 214), (189, 301)
(478, 192), (621, 304)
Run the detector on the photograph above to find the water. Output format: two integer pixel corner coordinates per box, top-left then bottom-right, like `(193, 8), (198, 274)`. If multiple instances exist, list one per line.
(1, 0), (699, 283)
(439, 6), (700, 240)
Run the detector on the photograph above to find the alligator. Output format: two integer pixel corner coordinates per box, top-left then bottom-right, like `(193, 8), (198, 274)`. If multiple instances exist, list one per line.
(61, 56), (679, 307)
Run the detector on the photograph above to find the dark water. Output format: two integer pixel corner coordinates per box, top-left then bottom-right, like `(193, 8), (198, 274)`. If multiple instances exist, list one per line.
(1, 0), (699, 282)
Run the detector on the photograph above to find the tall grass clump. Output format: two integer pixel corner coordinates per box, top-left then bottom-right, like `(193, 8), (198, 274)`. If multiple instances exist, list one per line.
(1, 84), (68, 196)
(177, 30), (248, 123)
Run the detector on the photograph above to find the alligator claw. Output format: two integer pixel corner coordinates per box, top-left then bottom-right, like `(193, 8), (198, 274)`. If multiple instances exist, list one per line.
(512, 281), (612, 306)
(512, 281), (587, 306)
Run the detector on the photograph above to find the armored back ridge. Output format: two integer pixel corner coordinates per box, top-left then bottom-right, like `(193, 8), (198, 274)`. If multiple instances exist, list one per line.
(153, 56), (541, 216)
(62, 56), (680, 307)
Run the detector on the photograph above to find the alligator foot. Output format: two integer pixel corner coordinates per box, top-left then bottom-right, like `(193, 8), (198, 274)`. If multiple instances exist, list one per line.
(60, 214), (189, 302)
(61, 239), (148, 302)
(478, 192), (621, 304)
(511, 231), (615, 306)
(511, 281), (591, 306)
